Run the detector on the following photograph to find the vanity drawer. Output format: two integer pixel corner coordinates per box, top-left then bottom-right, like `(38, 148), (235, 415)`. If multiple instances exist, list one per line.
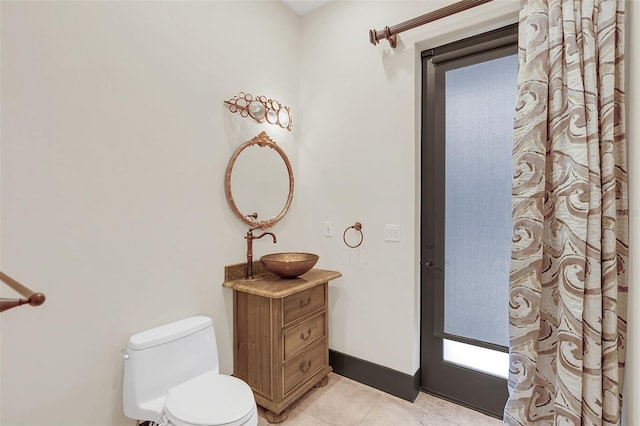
(283, 284), (325, 325)
(283, 340), (326, 396)
(283, 313), (325, 360)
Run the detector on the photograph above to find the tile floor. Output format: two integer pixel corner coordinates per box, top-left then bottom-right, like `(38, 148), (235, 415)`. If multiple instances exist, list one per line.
(257, 373), (503, 425)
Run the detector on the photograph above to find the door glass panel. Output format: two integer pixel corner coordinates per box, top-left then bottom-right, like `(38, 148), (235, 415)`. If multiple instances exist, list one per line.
(443, 54), (517, 349)
(443, 339), (510, 379)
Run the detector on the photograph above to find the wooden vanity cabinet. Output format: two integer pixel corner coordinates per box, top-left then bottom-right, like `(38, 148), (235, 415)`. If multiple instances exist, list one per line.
(223, 268), (341, 423)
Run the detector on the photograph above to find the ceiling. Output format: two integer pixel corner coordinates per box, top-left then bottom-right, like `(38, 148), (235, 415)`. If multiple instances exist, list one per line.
(281, 0), (331, 16)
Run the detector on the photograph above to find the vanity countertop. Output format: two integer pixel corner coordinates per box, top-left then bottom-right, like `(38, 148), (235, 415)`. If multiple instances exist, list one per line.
(222, 267), (341, 298)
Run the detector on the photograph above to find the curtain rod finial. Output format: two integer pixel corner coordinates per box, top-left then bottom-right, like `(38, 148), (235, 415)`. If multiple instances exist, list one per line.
(369, 27), (397, 48)
(369, 28), (379, 46)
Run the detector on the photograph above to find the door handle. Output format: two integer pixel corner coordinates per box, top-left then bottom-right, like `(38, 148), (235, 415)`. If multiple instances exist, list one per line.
(423, 260), (443, 272)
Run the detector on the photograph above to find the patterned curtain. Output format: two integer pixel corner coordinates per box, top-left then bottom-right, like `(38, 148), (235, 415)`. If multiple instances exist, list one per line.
(505, 0), (628, 425)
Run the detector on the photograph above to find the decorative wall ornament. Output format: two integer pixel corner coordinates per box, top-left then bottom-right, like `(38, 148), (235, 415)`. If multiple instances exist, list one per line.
(224, 92), (292, 131)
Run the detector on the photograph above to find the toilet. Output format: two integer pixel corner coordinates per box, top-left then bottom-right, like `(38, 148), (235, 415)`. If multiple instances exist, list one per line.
(122, 316), (258, 426)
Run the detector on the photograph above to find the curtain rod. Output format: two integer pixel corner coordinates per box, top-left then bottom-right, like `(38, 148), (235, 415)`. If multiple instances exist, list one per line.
(1, 271), (46, 313)
(369, 0), (494, 48)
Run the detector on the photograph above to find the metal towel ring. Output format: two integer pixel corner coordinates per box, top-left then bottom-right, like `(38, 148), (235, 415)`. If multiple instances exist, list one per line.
(343, 222), (363, 248)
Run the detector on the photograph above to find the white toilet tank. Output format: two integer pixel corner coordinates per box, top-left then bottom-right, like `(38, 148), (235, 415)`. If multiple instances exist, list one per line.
(123, 316), (220, 421)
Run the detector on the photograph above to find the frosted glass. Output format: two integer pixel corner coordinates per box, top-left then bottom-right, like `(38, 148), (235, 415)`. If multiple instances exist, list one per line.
(443, 339), (509, 379)
(443, 54), (517, 348)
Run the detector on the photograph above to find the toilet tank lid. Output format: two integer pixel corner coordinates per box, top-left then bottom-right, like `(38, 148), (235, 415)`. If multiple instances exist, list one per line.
(128, 316), (213, 351)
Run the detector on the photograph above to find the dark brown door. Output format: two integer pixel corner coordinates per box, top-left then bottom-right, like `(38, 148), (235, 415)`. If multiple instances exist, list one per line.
(420, 24), (518, 418)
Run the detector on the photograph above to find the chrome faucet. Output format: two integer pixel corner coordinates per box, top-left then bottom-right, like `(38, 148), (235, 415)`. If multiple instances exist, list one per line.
(245, 226), (277, 279)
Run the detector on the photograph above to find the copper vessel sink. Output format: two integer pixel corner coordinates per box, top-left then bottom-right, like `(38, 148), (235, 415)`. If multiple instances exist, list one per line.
(260, 253), (319, 279)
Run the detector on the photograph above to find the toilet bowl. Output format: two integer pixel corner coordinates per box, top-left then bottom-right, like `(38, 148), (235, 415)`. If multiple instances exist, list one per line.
(163, 372), (257, 426)
(122, 316), (258, 426)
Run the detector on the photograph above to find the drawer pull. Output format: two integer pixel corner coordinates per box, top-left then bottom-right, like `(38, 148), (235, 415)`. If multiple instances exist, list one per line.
(300, 328), (312, 341)
(299, 297), (311, 308)
(300, 360), (311, 373)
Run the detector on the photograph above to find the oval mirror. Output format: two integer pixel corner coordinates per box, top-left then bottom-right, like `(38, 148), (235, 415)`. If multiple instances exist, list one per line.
(248, 100), (265, 120)
(266, 109), (278, 124)
(278, 109), (290, 128)
(225, 131), (294, 229)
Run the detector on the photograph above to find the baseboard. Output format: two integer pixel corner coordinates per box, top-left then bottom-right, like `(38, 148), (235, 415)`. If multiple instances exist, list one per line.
(329, 349), (420, 402)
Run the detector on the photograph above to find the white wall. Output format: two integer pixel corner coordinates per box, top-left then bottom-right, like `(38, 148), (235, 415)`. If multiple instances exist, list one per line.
(299, 1), (638, 425)
(0, 2), (302, 425)
(298, 0), (520, 376)
(1, 1), (638, 425)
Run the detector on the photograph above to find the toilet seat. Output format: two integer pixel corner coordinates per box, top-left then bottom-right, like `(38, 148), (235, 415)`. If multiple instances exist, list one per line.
(164, 372), (257, 426)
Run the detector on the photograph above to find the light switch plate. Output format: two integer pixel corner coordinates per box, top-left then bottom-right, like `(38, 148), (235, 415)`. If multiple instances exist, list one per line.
(324, 221), (333, 237)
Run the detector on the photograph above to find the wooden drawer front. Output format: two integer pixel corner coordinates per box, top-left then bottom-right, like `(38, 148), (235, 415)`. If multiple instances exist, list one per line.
(283, 340), (326, 396)
(283, 285), (325, 325)
(284, 314), (326, 360)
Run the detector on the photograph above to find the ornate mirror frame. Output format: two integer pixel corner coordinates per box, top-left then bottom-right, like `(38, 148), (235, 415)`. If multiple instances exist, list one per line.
(224, 131), (294, 229)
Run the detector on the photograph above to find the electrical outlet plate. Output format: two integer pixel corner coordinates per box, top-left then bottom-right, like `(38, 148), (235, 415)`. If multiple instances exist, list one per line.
(385, 224), (400, 242)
